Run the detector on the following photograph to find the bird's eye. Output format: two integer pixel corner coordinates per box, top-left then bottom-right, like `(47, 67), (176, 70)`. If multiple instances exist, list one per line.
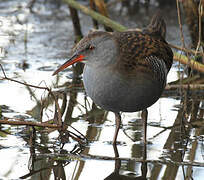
(89, 45), (95, 50)
(84, 45), (95, 52)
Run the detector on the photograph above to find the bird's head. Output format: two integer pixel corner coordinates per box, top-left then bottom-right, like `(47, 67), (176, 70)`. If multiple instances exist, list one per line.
(53, 31), (117, 76)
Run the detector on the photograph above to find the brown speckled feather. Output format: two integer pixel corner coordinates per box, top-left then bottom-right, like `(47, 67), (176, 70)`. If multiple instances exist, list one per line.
(112, 13), (173, 88)
(114, 30), (173, 73)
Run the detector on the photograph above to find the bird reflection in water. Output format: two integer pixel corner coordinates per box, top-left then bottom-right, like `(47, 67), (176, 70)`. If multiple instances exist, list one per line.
(104, 144), (147, 180)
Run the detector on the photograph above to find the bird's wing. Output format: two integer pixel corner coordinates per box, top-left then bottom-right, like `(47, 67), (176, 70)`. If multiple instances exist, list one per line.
(112, 31), (173, 88)
(114, 31), (173, 75)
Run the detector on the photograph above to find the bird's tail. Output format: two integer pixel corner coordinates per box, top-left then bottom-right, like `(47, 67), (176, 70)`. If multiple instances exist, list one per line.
(145, 11), (166, 39)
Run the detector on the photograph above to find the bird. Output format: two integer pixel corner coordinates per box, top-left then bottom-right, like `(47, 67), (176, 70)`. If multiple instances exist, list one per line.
(53, 12), (173, 145)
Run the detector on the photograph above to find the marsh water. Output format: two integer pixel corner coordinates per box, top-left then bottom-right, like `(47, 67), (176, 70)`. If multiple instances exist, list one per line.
(0, 0), (204, 179)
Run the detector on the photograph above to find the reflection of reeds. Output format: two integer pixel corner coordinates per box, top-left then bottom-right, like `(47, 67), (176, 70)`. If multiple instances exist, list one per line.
(150, 92), (203, 179)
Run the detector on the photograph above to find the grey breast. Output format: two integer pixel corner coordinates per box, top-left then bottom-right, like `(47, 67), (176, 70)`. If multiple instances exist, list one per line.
(83, 64), (163, 113)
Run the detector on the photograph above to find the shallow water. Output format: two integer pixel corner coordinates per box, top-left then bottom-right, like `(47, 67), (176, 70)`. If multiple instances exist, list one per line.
(0, 0), (204, 180)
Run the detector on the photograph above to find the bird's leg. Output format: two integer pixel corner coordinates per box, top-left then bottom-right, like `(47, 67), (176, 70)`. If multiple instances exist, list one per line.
(141, 109), (148, 144)
(113, 112), (121, 145)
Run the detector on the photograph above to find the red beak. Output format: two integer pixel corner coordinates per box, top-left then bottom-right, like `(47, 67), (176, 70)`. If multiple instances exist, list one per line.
(52, 54), (85, 76)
